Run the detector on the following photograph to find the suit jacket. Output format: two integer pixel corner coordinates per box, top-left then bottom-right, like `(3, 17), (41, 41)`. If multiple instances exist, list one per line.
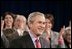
(9, 31), (50, 48)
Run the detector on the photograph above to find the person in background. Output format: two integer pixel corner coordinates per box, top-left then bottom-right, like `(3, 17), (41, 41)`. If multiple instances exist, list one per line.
(1, 12), (15, 48)
(63, 27), (71, 48)
(41, 13), (65, 48)
(40, 13), (54, 43)
(13, 14), (27, 36)
(61, 20), (71, 48)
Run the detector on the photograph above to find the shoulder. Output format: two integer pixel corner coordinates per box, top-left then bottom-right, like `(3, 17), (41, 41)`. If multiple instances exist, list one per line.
(3, 29), (14, 34)
(3, 29), (14, 38)
(9, 31), (31, 48)
(40, 37), (46, 41)
(40, 37), (49, 44)
(40, 32), (46, 38)
(40, 37), (50, 48)
(51, 31), (59, 36)
(11, 31), (30, 42)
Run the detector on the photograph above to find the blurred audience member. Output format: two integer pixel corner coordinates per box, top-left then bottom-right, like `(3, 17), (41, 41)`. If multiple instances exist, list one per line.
(63, 27), (71, 48)
(13, 14), (26, 36)
(41, 13), (65, 48)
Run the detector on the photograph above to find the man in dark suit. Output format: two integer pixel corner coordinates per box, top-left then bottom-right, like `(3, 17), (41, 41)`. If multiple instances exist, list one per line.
(10, 12), (50, 48)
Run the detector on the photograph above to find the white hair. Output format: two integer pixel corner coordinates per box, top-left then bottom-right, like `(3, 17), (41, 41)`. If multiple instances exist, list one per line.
(63, 26), (71, 38)
(16, 15), (26, 22)
(28, 12), (45, 24)
(14, 15), (27, 30)
(65, 27), (71, 30)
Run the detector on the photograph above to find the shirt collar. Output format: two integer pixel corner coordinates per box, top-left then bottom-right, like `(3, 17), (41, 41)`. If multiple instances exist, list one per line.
(28, 30), (39, 47)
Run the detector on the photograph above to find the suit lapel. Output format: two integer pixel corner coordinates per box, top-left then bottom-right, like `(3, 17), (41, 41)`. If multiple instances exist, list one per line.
(23, 31), (35, 48)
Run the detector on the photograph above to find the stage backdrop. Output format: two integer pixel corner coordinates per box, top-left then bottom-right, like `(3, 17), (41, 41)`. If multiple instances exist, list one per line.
(1, 0), (71, 32)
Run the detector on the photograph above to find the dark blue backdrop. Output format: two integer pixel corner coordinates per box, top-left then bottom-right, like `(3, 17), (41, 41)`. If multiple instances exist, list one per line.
(1, 0), (71, 32)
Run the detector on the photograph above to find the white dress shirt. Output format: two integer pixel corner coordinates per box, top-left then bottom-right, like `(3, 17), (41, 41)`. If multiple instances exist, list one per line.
(28, 30), (39, 48)
(17, 29), (24, 36)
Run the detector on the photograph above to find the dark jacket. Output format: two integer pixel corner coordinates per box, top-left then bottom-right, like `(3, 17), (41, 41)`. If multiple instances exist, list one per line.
(9, 31), (50, 48)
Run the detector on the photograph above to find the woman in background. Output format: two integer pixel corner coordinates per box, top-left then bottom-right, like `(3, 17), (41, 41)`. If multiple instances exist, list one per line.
(41, 13), (65, 48)
(1, 12), (15, 48)
(2, 12), (15, 30)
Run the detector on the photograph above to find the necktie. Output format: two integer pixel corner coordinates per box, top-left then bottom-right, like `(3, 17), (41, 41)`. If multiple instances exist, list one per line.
(35, 39), (41, 48)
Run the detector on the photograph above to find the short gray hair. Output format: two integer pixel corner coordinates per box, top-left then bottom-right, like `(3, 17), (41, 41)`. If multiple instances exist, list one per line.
(16, 15), (26, 22)
(28, 12), (45, 24)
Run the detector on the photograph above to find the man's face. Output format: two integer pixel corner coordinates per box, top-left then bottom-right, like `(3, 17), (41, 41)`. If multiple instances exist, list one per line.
(14, 17), (26, 29)
(30, 15), (46, 36)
